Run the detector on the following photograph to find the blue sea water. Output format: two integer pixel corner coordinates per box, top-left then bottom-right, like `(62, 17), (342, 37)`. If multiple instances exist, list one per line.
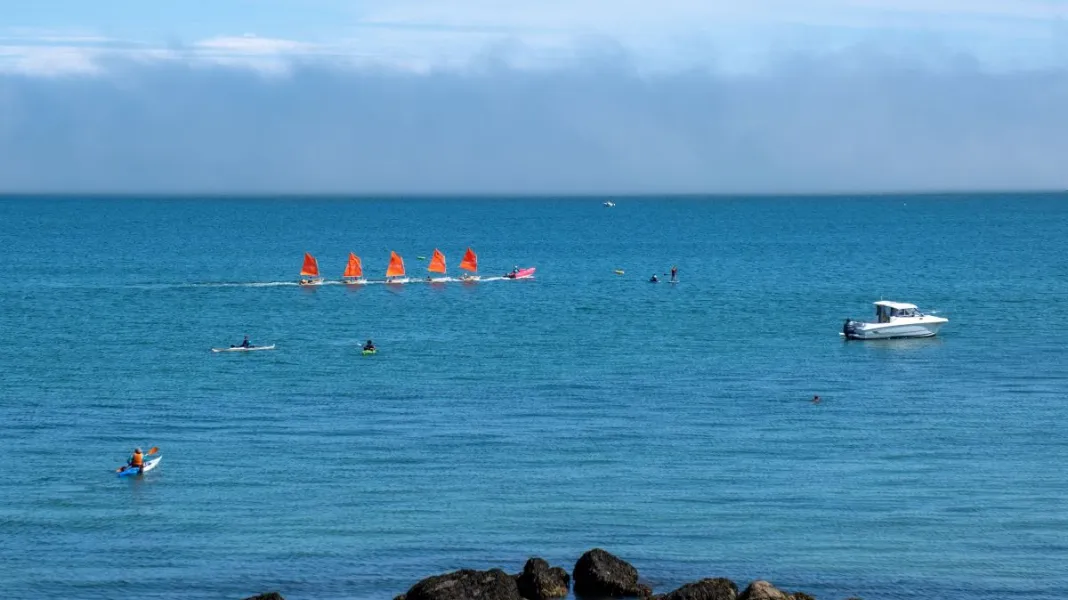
(0, 194), (1066, 600)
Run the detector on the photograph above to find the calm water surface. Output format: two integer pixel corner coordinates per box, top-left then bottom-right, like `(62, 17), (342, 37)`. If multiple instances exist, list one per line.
(0, 195), (1066, 600)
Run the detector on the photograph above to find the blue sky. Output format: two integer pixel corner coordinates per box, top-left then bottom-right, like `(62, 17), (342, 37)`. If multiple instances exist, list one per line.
(2, 1), (1067, 193)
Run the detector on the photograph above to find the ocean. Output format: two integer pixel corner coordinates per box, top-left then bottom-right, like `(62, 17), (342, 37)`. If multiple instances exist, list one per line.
(0, 194), (1066, 600)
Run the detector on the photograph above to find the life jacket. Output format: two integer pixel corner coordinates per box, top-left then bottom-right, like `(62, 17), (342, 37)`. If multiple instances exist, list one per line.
(131, 451), (143, 467)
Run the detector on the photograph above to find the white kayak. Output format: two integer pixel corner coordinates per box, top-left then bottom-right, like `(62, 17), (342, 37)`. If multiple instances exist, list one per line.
(211, 345), (276, 353)
(117, 456), (161, 478)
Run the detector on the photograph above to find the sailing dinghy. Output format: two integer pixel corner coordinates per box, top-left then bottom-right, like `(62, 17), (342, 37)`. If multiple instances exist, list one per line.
(386, 251), (409, 284)
(427, 249), (448, 282)
(459, 247), (479, 282)
(342, 252), (366, 285)
(299, 252), (323, 286)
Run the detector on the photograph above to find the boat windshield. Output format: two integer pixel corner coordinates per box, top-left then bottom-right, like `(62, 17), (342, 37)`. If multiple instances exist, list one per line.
(876, 305), (921, 322)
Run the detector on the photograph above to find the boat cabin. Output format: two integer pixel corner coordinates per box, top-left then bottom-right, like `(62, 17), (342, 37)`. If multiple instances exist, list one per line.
(874, 301), (920, 323)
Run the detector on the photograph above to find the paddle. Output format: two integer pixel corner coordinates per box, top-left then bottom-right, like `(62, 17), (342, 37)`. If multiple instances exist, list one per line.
(115, 447), (159, 472)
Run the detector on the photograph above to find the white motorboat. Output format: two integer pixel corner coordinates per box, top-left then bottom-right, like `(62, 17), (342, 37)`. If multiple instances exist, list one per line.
(842, 301), (947, 340)
(603, 201), (616, 207)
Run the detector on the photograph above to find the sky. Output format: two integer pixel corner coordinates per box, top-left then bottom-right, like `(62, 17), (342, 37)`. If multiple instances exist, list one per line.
(1, 0), (1067, 194)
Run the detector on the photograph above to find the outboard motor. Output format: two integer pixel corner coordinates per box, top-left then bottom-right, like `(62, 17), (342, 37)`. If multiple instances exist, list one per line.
(842, 319), (857, 340)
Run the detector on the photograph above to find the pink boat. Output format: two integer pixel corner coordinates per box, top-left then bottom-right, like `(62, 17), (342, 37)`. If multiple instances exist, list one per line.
(505, 267), (536, 279)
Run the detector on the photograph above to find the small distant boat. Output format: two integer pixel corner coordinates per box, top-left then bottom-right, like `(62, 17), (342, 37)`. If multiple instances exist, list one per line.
(385, 251), (409, 284)
(427, 248), (448, 282)
(504, 267), (536, 280)
(299, 252), (323, 286)
(842, 301), (948, 340)
(342, 252), (366, 285)
(212, 344), (276, 353)
(116, 449), (161, 478)
(117, 456), (160, 477)
(459, 247), (480, 282)
(361, 348), (377, 356)
(614, 269), (625, 275)
(603, 201), (616, 207)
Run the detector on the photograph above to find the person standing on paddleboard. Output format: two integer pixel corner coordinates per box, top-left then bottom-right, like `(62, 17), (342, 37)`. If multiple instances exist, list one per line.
(670, 265), (678, 282)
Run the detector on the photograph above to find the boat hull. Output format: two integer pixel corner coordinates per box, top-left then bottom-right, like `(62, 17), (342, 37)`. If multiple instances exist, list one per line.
(386, 277), (410, 285)
(299, 278), (323, 286)
(842, 318), (947, 340)
(343, 278), (367, 285)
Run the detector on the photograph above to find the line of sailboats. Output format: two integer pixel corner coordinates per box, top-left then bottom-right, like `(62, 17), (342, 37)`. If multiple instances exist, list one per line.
(298, 248), (534, 286)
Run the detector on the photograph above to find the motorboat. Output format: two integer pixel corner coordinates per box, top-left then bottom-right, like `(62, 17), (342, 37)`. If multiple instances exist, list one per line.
(603, 201), (616, 207)
(842, 301), (947, 340)
(504, 267), (536, 279)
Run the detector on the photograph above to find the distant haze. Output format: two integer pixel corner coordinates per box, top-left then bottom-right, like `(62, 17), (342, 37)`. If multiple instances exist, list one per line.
(2, 0), (1067, 194)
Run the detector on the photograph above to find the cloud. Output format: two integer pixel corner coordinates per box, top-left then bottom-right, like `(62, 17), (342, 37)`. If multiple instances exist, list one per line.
(2, 0), (1067, 77)
(0, 51), (1065, 194)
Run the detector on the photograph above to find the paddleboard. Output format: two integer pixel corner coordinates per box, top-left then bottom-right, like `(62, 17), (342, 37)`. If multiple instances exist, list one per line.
(211, 345), (276, 353)
(117, 456), (161, 478)
(362, 349), (377, 356)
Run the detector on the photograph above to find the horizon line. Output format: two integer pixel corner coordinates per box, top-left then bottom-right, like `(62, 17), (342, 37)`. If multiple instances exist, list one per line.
(1, 189), (1066, 200)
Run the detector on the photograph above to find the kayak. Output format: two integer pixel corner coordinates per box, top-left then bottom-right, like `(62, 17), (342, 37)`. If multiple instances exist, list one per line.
(117, 456), (161, 478)
(504, 267), (536, 279)
(362, 348), (377, 355)
(211, 345), (276, 353)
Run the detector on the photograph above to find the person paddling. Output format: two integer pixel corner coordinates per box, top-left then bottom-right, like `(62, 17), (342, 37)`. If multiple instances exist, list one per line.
(650, 274), (659, 283)
(363, 339), (376, 352)
(240, 335), (251, 348)
(670, 265), (678, 282)
(127, 448), (144, 472)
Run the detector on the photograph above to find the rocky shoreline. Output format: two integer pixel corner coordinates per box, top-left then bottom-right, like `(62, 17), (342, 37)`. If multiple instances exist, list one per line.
(242, 548), (862, 600)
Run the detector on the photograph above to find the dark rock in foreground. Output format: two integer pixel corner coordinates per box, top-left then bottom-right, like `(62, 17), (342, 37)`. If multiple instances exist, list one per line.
(389, 549), (829, 600)
(654, 577), (738, 600)
(516, 557), (571, 600)
(242, 594), (284, 600)
(573, 548), (651, 598)
(396, 568), (522, 600)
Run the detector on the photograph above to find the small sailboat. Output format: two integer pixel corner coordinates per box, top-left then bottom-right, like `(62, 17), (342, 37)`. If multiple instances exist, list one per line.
(459, 247), (480, 282)
(342, 252), (365, 285)
(427, 248), (448, 282)
(299, 252), (323, 286)
(386, 251), (408, 284)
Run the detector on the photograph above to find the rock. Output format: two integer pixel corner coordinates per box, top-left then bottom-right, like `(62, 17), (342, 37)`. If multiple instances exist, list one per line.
(516, 557), (570, 600)
(738, 581), (789, 600)
(401, 568), (523, 600)
(242, 594), (284, 600)
(573, 548), (651, 598)
(738, 581), (817, 600)
(654, 578), (737, 600)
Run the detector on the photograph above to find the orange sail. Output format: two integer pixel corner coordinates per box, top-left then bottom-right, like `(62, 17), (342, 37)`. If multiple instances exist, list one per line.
(386, 251), (405, 277)
(343, 252), (363, 278)
(428, 249), (447, 274)
(300, 252), (320, 277)
(460, 247), (478, 273)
